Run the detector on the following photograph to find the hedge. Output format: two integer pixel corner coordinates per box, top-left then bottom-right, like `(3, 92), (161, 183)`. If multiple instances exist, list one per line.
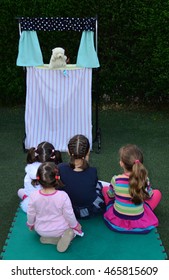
(1, 0), (169, 106)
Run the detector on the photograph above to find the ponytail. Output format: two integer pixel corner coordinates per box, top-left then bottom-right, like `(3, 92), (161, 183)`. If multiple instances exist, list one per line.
(129, 160), (149, 204)
(26, 147), (37, 163)
(69, 154), (89, 170)
(26, 142), (62, 165)
(119, 144), (150, 205)
(54, 150), (63, 164)
(36, 162), (64, 189)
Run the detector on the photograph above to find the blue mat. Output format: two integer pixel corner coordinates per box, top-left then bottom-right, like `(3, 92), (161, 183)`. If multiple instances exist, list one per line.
(1, 208), (167, 260)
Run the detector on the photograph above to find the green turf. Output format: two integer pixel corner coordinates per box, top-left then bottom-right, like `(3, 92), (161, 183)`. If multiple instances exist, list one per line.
(1, 208), (167, 260)
(0, 106), (169, 259)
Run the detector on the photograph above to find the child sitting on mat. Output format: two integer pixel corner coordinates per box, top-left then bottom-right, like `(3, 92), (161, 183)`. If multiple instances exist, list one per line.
(27, 162), (82, 252)
(58, 134), (105, 219)
(102, 144), (162, 233)
(18, 141), (62, 213)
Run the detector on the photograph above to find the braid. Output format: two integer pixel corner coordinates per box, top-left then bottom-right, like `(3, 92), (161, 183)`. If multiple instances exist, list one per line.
(68, 135), (90, 170)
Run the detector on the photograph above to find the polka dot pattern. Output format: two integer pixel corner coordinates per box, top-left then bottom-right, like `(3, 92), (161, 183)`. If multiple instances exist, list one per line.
(19, 17), (96, 32)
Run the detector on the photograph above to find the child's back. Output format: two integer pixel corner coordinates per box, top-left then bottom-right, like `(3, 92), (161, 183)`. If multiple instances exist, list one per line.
(59, 162), (98, 206)
(58, 134), (105, 218)
(18, 141), (62, 212)
(27, 162), (82, 252)
(102, 144), (162, 233)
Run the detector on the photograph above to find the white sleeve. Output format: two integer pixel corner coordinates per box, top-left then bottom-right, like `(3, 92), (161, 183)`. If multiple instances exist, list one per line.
(25, 162), (41, 179)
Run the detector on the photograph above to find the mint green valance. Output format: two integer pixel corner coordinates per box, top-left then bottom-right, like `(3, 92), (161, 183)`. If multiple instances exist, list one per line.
(16, 31), (43, 66)
(76, 31), (100, 68)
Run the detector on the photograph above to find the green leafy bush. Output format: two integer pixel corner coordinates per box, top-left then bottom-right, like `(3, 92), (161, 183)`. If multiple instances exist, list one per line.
(0, 0), (169, 106)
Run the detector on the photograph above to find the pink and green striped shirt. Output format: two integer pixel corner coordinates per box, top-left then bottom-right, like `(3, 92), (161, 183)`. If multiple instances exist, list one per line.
(107, 174), (153, 219)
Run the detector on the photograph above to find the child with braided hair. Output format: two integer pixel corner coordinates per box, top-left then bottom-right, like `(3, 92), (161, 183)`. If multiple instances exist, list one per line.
(18, 141), (62, 213)
(27, 162), (82, 252)
(102, 144), (162, 233)
(58, 134), (105, 219)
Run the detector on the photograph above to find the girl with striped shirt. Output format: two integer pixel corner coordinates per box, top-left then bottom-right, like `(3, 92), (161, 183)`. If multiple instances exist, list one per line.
(102, 144), (162, 233)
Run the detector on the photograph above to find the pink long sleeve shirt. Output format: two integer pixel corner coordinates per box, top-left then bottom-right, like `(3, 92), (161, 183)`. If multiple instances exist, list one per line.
(27, 190), (78, 237)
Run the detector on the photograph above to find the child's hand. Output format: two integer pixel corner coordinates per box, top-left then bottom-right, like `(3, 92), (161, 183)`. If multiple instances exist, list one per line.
(107, 186), (115, 198)
(75, 223), (82, 231)
(29, 226), (34, 231)
(72, 223), (84, 237)
(26, 222), (34, 231)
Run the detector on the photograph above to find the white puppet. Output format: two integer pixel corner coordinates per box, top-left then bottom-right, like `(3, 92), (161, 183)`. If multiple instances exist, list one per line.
(49, 47), (67, 69)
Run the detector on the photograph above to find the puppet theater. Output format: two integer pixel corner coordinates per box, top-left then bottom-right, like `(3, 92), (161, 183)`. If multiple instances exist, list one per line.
(16, 16), (100, 152)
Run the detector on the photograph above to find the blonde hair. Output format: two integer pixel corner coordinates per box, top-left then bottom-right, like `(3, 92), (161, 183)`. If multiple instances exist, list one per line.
(119, 144), (149, 204)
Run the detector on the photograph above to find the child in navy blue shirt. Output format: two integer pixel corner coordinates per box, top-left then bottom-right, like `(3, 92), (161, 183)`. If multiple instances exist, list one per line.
(58, 134), (105, 219)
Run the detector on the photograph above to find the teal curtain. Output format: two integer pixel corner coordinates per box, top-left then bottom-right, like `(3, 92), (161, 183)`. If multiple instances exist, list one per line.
(16, 31), (43, 66)
(76, 31), (100, 68)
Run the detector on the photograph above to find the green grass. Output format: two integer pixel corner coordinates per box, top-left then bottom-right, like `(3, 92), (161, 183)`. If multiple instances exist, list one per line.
(0, 106), (169, 258)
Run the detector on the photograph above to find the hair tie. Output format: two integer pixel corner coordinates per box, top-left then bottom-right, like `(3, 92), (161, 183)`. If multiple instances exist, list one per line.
(50, 155), (55, 159)
(134, 159), (140, 164)
(34, 149), (39, 157)
(36, 176), (40, 180)
(55, 175), (60, 180)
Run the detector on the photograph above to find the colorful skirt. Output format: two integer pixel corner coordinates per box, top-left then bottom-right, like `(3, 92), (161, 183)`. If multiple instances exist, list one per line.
(104, 202), (159, 233)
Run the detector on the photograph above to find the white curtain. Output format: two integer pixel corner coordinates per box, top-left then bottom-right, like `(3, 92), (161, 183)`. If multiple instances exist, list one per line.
(25, 67), (93, 151)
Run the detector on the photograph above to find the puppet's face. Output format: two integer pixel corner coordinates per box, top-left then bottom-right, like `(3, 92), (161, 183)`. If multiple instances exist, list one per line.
(52, 47), (65, 56)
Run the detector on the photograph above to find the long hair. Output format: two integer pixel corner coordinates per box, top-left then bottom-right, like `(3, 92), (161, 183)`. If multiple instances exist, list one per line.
(27, 141), (62, 164)
(68, 134), (90, 170)
(36, 162), (64, 189)
(119, 144), (149, 204)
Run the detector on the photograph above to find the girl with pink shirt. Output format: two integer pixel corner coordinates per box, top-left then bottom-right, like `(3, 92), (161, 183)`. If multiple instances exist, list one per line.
(18, 141), (62, 213)
(27, 162), (82, 252)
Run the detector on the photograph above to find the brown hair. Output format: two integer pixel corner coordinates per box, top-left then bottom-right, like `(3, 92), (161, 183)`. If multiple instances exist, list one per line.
(68, 134), (90, 170)
(36, 162), (64, 189)
(119, 144), (149, 204)
(27, 141), (62, 164)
